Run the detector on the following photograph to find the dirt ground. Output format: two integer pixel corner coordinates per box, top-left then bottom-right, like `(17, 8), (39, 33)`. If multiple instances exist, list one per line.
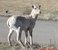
(0, 42), (41, 50)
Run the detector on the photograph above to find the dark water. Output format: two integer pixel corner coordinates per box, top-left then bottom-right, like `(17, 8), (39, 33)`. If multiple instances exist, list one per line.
(0, 17), (58, 45)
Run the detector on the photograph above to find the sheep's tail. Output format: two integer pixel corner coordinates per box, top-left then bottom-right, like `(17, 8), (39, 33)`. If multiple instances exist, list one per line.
(7, 19), (10, 28)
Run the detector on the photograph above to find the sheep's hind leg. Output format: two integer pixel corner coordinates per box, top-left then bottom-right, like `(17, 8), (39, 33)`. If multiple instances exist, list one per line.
(8, 29), (14, 46)
(16, 28), (25, 48)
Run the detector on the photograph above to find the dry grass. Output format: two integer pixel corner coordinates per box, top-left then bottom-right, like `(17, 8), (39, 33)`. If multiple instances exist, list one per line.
(0, 42), (58, 50)
(0, 42), (41, 50)
(0, 0), (58, 21)
(0, 0), (58, 13)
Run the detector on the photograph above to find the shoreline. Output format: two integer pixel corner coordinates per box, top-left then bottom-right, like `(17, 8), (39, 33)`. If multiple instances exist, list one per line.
(0, 14), (58, 21)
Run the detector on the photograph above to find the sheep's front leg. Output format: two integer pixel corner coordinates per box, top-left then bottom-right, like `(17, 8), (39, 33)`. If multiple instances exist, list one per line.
(25, 30), (28, 45)
(16, 28), (25, 48)
(8, 29), (13, 46)
(29, 29), (33, 46)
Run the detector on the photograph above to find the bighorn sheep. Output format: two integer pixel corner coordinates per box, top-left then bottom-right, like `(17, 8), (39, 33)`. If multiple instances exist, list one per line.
(7, 5), (41, 48)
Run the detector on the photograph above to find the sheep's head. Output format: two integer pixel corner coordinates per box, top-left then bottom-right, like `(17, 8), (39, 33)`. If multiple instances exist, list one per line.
(30, 5), (41, 18)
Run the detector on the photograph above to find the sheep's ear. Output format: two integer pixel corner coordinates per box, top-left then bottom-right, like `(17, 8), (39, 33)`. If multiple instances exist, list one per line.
(39, 5), (41, 9)
(32, 5), (37, 9)
(32, 5), (34, 8)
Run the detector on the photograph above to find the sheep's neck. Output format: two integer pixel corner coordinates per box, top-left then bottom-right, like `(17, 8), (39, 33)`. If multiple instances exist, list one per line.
(31, 14), (38, 20)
